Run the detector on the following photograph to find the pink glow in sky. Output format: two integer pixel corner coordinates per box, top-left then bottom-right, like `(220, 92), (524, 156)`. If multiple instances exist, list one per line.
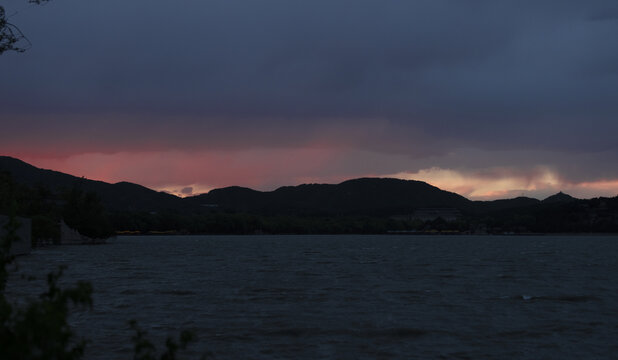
(11, 150), (618, 200)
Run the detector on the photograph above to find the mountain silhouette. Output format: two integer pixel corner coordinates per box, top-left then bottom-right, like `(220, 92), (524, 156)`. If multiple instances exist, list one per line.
(1, 156), (613, 229)
(542, 191), (577, 204)
(188, 178), (472, 215)
(0, 156), (185, 212)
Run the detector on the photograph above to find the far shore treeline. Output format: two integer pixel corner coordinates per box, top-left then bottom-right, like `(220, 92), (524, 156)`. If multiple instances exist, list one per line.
(1, 156), (618, 244)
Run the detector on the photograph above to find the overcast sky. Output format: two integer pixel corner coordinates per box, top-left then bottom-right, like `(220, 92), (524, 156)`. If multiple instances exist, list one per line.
(2, 0), (618, 199)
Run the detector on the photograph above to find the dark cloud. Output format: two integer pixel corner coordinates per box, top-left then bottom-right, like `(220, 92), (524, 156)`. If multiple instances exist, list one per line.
(589, 7), (618, 21)
(1, 0), (618, 177)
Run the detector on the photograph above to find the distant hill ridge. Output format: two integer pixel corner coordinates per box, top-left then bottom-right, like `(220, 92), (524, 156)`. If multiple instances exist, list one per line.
(0, 156), (184, 212)
(542, 191), (577, 204)
(0, 155), (582, 216)
(190, 177), (472, 215)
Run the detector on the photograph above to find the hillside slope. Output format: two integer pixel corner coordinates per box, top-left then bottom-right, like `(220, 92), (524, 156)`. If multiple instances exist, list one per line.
(0, 156), (185, 212)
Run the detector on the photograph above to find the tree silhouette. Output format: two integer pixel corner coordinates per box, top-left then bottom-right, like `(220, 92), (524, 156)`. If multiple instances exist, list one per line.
(0, 0), (49, 54)
(63, 182), (115, 239)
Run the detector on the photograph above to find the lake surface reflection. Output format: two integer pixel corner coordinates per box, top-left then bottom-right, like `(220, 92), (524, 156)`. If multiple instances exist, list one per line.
(7, 235), (618, 359)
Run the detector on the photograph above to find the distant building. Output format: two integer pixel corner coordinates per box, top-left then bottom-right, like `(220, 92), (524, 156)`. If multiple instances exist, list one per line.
(391, 208), (462, 222)
(412, 208), (461, 222)
(0, 215), (32, 256)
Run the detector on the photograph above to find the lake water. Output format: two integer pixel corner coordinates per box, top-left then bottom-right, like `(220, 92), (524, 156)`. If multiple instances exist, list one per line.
(6, 235), (618, 359)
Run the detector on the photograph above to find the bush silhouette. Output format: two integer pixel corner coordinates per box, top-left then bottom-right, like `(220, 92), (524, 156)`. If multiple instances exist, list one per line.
(1, 212), (200, 359)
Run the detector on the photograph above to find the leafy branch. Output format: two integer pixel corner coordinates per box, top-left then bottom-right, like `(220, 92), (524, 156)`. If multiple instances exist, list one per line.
(0, 0), (50, 54)
(1, 205), (202, 359)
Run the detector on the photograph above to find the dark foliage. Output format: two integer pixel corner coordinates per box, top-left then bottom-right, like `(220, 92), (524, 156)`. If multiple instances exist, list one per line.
(1, 213), (199, 359)
(0, 6), (27, 54)
(0, 1), (50, 54)
(1, 171), (61, 243)
(130, 320), (198, 360)
(1, 210), (92, 359)
(63, 183), (114, 239)
(110, 210), (466, 235)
